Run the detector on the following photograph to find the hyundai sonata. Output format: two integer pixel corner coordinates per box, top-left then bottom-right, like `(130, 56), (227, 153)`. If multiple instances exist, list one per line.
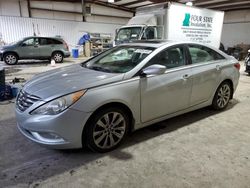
(16, 41), (240, 152)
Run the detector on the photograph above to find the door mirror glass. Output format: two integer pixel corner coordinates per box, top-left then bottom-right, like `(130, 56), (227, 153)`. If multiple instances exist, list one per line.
(142, 64), (166, 76)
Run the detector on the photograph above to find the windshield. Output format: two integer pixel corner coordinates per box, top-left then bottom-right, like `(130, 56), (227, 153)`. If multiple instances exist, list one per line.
(115, 27), (143, 42)
(8, 38), (25, 45)
(82, 46), (155, 73)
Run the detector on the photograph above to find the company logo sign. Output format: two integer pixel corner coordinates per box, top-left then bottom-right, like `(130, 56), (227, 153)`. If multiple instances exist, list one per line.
(182, 13), (213, 28)
(183, 13), (190, 26)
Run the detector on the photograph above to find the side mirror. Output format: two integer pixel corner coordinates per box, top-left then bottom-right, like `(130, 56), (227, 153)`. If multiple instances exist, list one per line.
(141, 64), (166, 76)
(21, 43), (27, 47)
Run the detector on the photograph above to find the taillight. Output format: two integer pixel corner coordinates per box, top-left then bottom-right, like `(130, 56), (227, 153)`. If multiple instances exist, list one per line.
(63, 41), (69, 51)
(234, 62), (240, 70)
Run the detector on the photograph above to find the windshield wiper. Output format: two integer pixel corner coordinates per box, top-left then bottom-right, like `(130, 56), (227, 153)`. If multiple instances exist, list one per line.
(89, 66), (112, 73)
(81, 63), (87, 68)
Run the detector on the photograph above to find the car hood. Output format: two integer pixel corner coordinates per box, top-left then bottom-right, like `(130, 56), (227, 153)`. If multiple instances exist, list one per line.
(0, 44), (15, 50)
(23, 64), (124, 100)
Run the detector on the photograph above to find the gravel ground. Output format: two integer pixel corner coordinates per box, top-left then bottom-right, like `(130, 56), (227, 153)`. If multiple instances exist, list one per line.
(0, 61), (249, 188)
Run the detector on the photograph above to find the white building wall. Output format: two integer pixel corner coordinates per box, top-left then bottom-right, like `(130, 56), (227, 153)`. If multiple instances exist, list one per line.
(1, 0), (249, 50)
(0, 0), (21, 16)
(0, 0), (131, 50)
(0, 0), (132, 24)
(91, 4), (132, 18)
(85, 15), (130, 25)
(20, 0), (29, 17)
(0, 16), (123, 50)
(221, 10), (250, 48)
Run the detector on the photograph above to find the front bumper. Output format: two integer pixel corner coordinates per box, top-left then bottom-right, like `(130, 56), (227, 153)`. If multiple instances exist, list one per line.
(16, 107), (92, 149)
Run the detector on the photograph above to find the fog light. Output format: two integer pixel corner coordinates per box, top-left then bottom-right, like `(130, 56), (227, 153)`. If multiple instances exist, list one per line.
(31, 132), (65, 143)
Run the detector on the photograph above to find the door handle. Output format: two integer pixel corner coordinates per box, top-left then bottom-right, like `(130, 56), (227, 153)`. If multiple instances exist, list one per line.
(216, 65), (221, 71)
(182, 74), (189, 79)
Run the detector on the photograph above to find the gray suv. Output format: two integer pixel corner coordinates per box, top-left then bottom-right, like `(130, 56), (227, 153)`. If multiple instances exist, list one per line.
(0, 36), (70, 65)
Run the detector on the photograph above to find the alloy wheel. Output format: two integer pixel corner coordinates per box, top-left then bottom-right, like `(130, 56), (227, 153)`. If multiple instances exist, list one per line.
(53, 53), (63, 62)
(216, 84), (231, 108)
(93, 112), (126, 149)
(5, 54), (17, 65)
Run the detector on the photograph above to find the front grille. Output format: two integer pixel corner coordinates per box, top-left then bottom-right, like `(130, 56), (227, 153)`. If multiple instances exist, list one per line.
(16, 90), (41, 112)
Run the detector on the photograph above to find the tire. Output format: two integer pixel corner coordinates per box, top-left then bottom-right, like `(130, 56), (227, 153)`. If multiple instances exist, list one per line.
(212, 81), (232, 110)
(4, 53), (18, 65)
(52, 52), (63, 63)
(85, 107), (129, 153)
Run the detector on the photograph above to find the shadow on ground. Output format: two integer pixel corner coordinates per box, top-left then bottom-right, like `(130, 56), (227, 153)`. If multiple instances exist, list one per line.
(0, 58), (77, 68)
(0, 100), (239, 187)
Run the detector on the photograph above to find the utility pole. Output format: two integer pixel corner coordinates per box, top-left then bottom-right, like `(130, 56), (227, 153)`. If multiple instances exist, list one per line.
(27, 0), (31, 17)
(81, 0), (86, 22)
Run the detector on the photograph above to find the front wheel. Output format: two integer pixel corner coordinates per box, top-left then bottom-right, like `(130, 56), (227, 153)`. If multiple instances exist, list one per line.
(212, 82), (232, 110)
(52, 52), (63, 63)
(4, 53), (18, 65)
(85, 107), (129, 152)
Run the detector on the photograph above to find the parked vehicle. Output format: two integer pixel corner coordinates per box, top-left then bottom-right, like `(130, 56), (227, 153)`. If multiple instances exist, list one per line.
(227, 46), (243, 61)
(16, 41), (240, 152)
(245, 49), (250, 75)
(114, 2), (224, 49)
(0, 36), (70, 65)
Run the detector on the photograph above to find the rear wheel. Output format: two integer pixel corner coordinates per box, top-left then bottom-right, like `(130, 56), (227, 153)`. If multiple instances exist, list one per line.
(85, 107), (129, 153)
(52, 52), (63, 63)
(212, 81), (232, 110)
(4, 53), (18, 65)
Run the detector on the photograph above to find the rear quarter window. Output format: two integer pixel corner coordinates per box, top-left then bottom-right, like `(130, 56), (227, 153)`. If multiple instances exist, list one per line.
(188, 44), (225, 64)
(53, 39), (63, 45)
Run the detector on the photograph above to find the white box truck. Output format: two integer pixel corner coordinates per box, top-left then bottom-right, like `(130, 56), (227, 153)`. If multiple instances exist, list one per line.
(114, 2), (224, 48)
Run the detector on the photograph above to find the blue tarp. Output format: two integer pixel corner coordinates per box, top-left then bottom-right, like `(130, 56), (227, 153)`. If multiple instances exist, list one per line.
(78, 33), (90, 45)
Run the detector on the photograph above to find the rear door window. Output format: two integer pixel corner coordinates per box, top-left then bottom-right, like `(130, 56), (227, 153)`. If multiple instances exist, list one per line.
(39, 38), (49, 45)
(39, 38), (63, 45)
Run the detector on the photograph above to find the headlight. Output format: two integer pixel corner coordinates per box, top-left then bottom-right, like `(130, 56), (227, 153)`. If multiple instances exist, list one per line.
(31, 90), (86, 115)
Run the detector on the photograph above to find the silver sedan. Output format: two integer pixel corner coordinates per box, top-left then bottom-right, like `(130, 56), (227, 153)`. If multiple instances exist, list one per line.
(15, 41), (240, 152)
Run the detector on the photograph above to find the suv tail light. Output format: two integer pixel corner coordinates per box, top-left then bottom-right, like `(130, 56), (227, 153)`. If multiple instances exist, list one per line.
(63, 41), (69, 51)
(234, 62), (240, 71)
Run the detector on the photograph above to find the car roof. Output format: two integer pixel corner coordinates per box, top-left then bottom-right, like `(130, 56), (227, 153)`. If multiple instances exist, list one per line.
(119, 40), (174, 48)
(23, 36), (62, 40)
(120, 40), (220, 51)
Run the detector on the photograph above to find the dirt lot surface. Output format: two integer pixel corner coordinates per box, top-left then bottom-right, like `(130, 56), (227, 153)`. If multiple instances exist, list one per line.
(0, 60), (250, 188)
